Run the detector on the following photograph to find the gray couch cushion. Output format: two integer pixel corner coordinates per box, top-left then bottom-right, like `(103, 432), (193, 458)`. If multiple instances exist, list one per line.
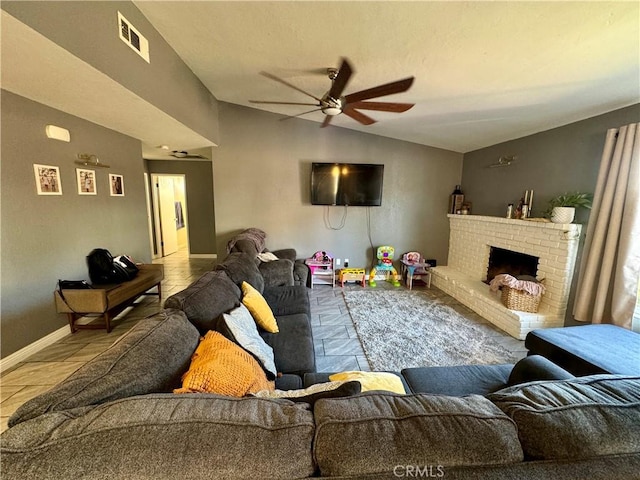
(164, 270), (241, 334)
(259, 259), (295, 287)
(8, 310), (199, 428)
(216, 252), (265, 293)
(1, 394), (316, 480)
(313, 392), (523, 476)
(488, 374), (640, 460)
(260, 313), (316, 376)
(401, 364), (513, 395)
(262, 285), (310, 317)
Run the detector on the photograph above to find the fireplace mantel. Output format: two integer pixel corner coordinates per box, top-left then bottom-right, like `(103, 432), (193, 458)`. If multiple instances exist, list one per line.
(445, 214), (582, 232)
(432, 214), (582, 339)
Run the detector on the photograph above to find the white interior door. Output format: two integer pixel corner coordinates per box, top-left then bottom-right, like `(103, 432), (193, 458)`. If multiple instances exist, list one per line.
(157, 176), (178, 256)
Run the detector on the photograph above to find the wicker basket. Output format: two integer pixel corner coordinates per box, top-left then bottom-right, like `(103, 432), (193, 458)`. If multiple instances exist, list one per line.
(501, 286), (542, 313)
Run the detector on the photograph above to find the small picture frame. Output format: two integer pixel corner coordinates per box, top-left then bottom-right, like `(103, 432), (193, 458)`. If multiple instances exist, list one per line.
(34, 164), (62, 195)
(109, 174), (124, 196)
(76, 168), (97, 195)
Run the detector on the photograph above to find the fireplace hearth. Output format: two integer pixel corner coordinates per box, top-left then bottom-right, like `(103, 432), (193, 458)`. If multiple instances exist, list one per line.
(432, 215), (582, 339)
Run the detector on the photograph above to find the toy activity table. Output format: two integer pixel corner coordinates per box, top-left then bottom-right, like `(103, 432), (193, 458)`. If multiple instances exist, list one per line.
(338, 268), (366, 287)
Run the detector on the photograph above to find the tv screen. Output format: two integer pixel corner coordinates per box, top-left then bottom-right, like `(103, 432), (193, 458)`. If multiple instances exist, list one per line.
(311, 163), (384, 206)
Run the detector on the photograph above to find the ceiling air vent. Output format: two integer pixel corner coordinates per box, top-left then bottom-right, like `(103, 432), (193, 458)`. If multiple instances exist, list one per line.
(117, 12), (149, 63)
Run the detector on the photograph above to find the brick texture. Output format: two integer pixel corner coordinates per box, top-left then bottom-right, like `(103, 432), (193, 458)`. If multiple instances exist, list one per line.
(433, 215), (581, 339)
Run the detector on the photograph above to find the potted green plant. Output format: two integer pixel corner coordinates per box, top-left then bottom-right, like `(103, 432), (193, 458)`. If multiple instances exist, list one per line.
(544, 192), (593, 223)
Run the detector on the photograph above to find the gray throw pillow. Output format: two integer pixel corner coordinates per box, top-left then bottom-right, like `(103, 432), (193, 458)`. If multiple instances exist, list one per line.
(221, 304), (277, 379)
(9, 310), (199, 427)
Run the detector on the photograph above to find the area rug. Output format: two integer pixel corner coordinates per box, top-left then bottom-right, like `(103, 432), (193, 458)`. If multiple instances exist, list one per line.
(343, 289), (518, 370)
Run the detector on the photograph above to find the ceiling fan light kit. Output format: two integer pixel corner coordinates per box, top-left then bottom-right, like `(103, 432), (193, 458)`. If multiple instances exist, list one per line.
(250, 57), (415, 127)
(170, 150), (207, 159)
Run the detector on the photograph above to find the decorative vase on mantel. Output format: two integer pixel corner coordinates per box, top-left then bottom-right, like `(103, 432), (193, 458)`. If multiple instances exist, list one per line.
(544, 192), (592, 224)
(550, 206), (575, 224)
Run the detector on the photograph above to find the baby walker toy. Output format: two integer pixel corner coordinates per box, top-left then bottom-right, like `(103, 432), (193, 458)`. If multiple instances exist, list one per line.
(369, 245), (401, 287)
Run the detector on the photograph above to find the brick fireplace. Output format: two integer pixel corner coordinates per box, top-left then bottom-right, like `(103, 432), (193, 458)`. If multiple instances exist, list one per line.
(432, 215), (582, 339)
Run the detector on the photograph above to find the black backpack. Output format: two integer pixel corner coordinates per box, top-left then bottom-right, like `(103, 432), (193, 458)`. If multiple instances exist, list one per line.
(87, 248), (138, 284)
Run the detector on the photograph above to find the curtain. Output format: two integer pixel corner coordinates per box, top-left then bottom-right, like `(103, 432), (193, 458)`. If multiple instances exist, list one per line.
(573, 123), (640, 330)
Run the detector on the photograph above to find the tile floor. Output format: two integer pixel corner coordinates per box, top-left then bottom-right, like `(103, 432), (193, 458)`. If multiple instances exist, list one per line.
(0, 250), (526, 432)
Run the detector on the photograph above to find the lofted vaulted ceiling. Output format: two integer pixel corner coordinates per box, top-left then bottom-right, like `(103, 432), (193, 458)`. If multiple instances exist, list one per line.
(135, 1), (640, 153)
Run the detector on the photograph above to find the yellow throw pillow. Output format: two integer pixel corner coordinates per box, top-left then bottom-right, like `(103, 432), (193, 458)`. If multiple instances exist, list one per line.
(174, 331), (274, 397)
(241, 281), (279, 333)
(329, 371), (406, 394)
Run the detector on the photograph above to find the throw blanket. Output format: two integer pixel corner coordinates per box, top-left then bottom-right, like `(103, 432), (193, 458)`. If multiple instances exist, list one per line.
(226, 228), (267, 254)
(489, 274), (546, 296)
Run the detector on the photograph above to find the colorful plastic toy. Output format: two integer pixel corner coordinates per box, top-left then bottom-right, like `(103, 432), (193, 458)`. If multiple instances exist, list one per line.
(369, 246), (401, 287)
(400, 251), (432, 290)
(339, 268), (366, 287)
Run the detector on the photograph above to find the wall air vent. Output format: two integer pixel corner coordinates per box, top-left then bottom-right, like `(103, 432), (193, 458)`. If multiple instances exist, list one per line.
(117, 12), (149, 63)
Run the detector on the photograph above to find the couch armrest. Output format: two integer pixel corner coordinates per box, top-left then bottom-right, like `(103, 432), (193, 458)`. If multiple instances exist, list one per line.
(259, 259), (294, 287)
(507, 355), (575, 387)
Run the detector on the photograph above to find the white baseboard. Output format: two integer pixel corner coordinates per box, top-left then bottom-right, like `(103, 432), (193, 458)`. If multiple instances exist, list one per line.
(1, 325), (70, 372)
(189, 253), (217, 259)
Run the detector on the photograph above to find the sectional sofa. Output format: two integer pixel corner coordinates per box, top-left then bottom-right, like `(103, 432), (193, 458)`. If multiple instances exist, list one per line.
(2, 250), (639, 479)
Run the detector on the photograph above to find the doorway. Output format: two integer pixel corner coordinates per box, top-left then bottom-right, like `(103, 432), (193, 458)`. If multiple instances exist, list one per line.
(150, 174), (189, 258)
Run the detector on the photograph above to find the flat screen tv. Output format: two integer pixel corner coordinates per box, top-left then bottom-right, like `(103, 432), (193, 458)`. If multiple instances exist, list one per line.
(311, 162), (384, 206)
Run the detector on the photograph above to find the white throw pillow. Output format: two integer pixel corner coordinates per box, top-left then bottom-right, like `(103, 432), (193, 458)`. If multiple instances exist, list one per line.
(223, 304), (277, 379)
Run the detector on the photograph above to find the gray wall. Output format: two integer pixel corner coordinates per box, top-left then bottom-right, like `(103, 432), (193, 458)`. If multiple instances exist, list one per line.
(2, 0), (219, 145)
(214, 103), (463, 269)
(1, 91), (150, 357)
(461, 103), (640, 325)
(146, 159), (217, 255)
(461, 104), (640, 221)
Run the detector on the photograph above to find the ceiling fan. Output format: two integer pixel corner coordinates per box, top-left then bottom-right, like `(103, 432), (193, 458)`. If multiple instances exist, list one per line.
(249, 58), (415, 127)
(169, 150), (207, 159)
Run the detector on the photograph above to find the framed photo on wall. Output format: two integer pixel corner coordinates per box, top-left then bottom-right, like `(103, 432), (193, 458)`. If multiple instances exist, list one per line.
(76, 168), (97, 195)
(109, 174), (124, 196)
(33, 164), (62, 195)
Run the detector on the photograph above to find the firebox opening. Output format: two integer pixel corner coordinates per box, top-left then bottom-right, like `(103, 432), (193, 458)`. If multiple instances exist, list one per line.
(485, 247), (539, 284)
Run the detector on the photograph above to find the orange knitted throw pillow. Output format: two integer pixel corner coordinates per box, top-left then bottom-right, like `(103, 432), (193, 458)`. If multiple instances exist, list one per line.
(174, 331), (274, 396)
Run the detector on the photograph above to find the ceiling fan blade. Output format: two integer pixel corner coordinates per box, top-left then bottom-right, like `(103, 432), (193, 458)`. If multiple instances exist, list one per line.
(346, 101), (414, 113)
(342, 108), (376, 126)
(328, 58), (353, 100)
(320, 116), (333, 128)
(279, 108), (323, 121)
(344, 77), (415, 103)
(249, 100), (320, 106)
(259, 71), (323, 102)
